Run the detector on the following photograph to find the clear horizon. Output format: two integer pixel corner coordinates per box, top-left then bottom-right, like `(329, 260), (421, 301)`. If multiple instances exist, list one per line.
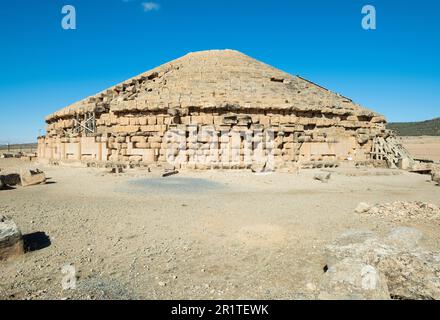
(1, 0), (439, 144)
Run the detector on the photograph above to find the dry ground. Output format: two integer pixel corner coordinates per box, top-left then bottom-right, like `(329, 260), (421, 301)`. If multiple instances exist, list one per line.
(1, 155), (440, 300)
(399, 136), (440, 161)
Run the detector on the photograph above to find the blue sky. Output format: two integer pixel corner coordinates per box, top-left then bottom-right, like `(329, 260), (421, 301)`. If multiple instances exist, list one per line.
(0, 0), (439, 143)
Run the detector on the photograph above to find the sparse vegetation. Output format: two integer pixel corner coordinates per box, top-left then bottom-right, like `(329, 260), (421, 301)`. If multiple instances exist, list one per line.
(387, 118), (440, 136)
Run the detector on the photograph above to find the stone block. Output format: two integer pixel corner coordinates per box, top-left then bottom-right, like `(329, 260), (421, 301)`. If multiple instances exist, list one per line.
(129, 118), (139, 126)
(157, 116), (165, 125)
(129, 155), (143, 162)
(134, 142), (150, 149)
(20, 170), (46, 187)
(119, 117), (129, 126)
(0, 216), (24, 261)
(131, 136), (146, 143)
(147, 117), (157, 125)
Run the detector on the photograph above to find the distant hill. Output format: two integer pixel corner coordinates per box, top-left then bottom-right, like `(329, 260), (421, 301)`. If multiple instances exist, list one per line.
(0, 143), (37, 153)
(387, 118), (440, 136)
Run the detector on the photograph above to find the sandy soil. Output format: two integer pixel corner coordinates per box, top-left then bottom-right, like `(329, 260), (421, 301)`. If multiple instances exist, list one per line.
(1, 158), (440, 300)
(399, 136), (440, 161)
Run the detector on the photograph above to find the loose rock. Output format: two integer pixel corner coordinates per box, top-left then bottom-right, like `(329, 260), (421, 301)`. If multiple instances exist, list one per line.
(313, 172), (331, 183)
(0, 215), (24, 261)
(355, 202), (371, 213)
(20, 169), (46, 187)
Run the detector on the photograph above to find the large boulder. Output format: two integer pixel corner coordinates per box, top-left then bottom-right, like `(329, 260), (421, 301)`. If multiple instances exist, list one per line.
(0, 215), (24, 261)
(321, 228), (440, 300)
(318, 258), (390, 300)
(376, 251), (440, 300)
(324, 229), (393, 268)
(0, 170), (46, 188)
(385, 227), (423, 250)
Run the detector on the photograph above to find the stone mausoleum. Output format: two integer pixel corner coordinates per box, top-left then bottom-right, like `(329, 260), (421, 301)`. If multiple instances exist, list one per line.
(38, 49), (393, 170)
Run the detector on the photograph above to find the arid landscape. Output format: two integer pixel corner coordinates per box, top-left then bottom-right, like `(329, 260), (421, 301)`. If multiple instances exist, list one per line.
(1, 0), (439, 307)
(399, 136), (440, 161)
(1, 136), (439, 300)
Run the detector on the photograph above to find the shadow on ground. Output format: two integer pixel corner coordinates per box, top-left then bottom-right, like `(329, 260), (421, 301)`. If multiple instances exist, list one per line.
(23, 232), (51, 252)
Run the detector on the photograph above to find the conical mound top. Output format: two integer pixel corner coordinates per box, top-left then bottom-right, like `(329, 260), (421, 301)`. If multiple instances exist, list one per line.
(46, 49), (379, 121)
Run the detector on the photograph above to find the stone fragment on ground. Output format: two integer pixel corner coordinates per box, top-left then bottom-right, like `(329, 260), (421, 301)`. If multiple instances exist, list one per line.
(313, 172), (331, 183)
(20, 169), (46, 187)
(355, 202), (371, 213)
(0, 215), (24, 261)
(432, 170), (440, 186)
(320, 228), (440, 300)
(0, 170), (46, 188)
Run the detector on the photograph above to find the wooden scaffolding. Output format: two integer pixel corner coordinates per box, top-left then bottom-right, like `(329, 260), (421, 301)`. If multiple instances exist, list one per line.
(370, 136), (414, 168)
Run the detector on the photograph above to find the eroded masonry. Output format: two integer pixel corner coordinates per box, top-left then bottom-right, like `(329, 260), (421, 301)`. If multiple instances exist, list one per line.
(38, 49), (407, 170)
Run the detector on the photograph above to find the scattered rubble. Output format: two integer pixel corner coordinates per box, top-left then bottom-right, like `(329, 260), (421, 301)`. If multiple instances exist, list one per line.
(111, 167), (124, 174)
(356, 201), (440, 222)
(320, 228), (440, 300)
(20, 153), (37, 162)
(355, 202), (371, 213)
(0, 215), (24, 261)
(0, 152), (36, 160)
(313, 172), (331, 183)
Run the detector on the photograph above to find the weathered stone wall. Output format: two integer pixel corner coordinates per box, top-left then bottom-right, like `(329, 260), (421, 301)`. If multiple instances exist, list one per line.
(38, 107), (386, 170)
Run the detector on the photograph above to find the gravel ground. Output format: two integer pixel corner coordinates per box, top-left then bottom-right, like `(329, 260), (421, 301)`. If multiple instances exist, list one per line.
(1, 158), (440, 300)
